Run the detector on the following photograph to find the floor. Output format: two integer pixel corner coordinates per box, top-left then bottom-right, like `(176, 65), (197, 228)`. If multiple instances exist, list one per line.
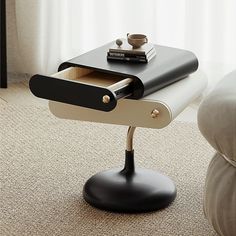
(0, 73), (47, 106)
(1, 73), (217, 236)
(1, 88), (216, 236)
(0, 73), (199, 123)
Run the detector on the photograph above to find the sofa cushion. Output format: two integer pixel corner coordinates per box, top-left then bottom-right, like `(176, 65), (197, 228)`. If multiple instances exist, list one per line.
(204, 153), (236, 236)
(198, 70), (236, 163)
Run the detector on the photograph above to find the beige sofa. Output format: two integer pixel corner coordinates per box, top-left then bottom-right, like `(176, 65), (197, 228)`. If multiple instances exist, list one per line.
(198, 71), (236, 236)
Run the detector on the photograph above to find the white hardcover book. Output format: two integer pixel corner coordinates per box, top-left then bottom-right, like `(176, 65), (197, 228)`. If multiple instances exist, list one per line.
(109, 39), (154, 55)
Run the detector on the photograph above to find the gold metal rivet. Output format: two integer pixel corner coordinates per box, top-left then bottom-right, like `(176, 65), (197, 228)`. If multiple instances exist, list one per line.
(102, 95), (111, 104)
(151, 109), (160, 118)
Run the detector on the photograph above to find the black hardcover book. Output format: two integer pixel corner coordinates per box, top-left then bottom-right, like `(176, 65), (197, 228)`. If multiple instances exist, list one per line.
(107, 55), (147, 63)
(108, 47), (155, 58)
(108, 52), (147, 59)
(107, 49), (156, 63)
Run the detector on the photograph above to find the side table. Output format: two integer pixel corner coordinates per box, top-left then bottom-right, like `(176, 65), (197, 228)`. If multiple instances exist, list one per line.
(48, 70), (206, 213)
(29, 42), (205, 213)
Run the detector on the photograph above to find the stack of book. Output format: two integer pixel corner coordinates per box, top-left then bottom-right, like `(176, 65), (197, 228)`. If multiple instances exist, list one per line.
(107, 40), (156, 63)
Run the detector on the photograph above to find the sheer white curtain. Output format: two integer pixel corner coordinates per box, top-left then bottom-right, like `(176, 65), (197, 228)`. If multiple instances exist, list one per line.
(15, 0), (236, 87)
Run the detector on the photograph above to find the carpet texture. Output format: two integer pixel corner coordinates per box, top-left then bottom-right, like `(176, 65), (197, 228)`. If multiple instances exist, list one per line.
(0, 104), (217, 236)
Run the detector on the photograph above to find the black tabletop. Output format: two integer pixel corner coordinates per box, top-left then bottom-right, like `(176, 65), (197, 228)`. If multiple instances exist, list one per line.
(59, 41), (198, 98)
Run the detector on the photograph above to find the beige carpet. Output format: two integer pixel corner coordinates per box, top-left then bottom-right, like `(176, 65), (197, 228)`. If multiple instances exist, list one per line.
(0, 103), (217, 236)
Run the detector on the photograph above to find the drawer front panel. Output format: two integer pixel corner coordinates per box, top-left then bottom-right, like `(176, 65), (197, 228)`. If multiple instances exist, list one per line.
(30, 74), (117, 112)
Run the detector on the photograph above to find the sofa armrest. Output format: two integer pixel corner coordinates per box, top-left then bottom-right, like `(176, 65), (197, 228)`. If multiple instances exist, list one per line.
(198, 70), (236, 163)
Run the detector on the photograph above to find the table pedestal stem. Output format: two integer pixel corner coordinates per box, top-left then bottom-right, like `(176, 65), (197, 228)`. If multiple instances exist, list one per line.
(83, 126), (177, 213)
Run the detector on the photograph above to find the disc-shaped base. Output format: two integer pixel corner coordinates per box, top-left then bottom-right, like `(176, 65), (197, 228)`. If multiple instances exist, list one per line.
(83, 168), (177, 213)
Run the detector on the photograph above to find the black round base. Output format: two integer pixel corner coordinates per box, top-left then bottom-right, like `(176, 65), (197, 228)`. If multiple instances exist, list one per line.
(83, 168), (177, 213)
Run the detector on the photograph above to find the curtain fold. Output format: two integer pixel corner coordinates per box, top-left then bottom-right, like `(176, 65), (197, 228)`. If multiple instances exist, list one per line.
(15, 0), (236, 87)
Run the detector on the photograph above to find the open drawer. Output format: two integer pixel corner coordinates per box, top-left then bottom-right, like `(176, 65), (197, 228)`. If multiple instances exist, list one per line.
(29, 66), (135, 112)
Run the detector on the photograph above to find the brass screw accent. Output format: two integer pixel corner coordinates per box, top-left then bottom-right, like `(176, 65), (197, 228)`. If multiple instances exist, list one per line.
(151, 109), (160, 118)
(102, 95), (111, 104)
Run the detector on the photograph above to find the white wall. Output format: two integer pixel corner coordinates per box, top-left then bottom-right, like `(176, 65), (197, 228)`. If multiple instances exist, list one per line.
(6, 0), (236, 87)
(6, 0), (21, 73)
